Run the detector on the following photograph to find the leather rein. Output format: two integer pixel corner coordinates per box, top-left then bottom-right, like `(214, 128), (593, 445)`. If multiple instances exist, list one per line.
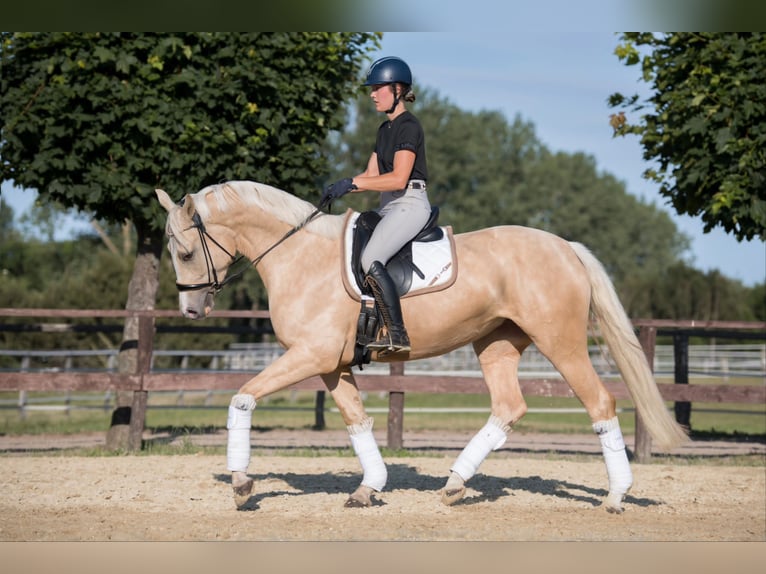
(174, 196), (331, 293)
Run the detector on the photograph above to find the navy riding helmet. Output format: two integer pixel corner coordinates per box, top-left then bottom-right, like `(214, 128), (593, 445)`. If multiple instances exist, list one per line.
(364, 56), (412, 86)
(364, 57), (413, 113)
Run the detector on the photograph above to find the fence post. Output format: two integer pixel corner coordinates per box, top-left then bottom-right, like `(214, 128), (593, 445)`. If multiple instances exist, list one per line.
(127, 313), (154, 451)
(635, 326), (656, 463)
(17, 389), (27, 421)
(387, 362), (405, 450)
(673, 332), (691, 430)
(18, 356), (29, 420)
(313, 391), (326, 430)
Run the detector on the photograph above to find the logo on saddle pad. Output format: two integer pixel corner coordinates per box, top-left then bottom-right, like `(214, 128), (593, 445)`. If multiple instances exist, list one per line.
(341, 208), (458, 300)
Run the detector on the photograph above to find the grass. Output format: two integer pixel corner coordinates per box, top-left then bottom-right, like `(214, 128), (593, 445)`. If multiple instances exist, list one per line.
(1, 380), (763, 469)
(1, 387), (764, 436)
(9, 438), (763, 467)
(1, 355), (762, 471)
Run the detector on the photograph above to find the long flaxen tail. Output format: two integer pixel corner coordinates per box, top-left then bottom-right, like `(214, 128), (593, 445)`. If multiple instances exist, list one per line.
(568, 241), (688, 450)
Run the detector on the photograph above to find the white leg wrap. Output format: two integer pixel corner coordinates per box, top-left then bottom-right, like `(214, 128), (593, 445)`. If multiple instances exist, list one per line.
(226, 394), (256, 472)
(450, 415), (510, 482)
(593, 416), (633, 500)
(348, 418), (387, 492)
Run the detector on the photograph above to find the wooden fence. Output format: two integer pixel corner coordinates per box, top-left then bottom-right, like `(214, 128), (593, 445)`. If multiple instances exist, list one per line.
(1, 308), (764, 462)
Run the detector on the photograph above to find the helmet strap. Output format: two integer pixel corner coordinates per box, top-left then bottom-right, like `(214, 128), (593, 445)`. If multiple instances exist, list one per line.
(384, 84), (400, 115)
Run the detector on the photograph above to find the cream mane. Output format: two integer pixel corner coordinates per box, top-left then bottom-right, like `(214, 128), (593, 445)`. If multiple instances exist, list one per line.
(192, 180), (345, 238)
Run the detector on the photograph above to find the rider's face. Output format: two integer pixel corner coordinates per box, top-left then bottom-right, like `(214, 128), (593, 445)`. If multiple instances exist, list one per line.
(370, 84), (396, 113)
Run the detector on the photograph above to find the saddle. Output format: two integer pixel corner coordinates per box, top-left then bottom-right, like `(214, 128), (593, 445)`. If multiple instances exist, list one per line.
(350, 206), (444, 297)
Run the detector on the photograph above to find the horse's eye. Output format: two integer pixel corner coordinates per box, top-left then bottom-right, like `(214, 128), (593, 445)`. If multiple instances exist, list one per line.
(181, 252), (193, 262)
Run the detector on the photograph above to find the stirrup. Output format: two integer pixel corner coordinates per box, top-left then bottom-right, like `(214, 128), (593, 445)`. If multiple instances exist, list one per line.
(367, 340), (411, 353)
(370, 346), (411, 359)
(366, 333), (411, 354)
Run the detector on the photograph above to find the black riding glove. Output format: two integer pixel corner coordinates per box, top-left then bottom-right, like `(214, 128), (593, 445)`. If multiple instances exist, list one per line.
(322, 178), (357, 203)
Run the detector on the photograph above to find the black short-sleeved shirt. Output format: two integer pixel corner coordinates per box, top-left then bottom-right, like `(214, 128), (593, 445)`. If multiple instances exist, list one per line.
(374, 111), (428, 181)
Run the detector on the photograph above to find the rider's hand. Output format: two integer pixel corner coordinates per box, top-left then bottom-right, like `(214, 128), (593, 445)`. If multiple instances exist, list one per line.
(322, 178), (357, 203)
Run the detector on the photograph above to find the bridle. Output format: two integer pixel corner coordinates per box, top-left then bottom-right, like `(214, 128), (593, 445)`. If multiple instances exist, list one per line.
(174, 196), (331, 293)
(174, 211), (243, 293)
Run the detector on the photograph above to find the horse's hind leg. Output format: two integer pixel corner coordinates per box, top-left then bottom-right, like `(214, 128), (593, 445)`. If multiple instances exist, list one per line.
(442, 322), (530, 506)
(322, 368), (386, 508)
(536, 334), (633, 513)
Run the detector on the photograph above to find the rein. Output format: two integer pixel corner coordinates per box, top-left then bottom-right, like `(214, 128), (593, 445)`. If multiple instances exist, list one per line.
(175, 196), (331, 293)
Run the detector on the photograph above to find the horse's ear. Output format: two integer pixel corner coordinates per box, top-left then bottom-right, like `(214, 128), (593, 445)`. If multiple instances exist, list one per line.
(181, 194), (196, 219)
(156, 189), (176, 212)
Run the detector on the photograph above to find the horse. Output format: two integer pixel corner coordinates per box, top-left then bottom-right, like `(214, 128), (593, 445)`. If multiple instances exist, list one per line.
(156, 180), (687, 513)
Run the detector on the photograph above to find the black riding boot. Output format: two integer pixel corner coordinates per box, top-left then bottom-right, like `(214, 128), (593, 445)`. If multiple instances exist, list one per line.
(364, 260), (411, 354)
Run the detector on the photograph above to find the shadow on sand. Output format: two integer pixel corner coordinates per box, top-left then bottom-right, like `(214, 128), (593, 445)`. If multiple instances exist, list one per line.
(214, 463), (661, 511)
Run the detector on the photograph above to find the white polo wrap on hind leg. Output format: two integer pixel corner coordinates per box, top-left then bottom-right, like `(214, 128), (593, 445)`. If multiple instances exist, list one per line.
(348, 417), (387, 492)
(227, 394), (256, 472)
(593, 416), (633, 498)
(450, 415), (511, 482)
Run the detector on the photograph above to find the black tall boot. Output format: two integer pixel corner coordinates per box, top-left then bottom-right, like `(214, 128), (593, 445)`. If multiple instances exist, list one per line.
(364, 260), (411, 354)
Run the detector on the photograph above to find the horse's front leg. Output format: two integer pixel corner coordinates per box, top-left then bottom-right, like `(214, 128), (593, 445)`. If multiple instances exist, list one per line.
(322, 368), (387, 508)
(226, 347), (333, 508)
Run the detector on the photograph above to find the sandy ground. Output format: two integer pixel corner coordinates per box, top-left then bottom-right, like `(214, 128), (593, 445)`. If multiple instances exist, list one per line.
(1, 428), (764, 542)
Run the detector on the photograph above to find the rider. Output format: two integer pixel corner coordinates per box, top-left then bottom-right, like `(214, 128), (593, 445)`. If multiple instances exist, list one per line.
(323, 56), (431, 355)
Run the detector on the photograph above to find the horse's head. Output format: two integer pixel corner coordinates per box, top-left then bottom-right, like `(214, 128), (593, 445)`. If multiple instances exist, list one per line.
(156, 188), (238, 319)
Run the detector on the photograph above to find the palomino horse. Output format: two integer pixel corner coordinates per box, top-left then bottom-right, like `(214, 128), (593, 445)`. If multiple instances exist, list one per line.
(156, 180), (687, 513)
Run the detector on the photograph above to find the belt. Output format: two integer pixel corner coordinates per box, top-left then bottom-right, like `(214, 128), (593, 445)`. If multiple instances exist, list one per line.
(407, 180), (427, 190)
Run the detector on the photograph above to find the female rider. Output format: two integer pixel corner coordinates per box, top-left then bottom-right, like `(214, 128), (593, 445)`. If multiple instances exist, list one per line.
(323, 56), (431, 355)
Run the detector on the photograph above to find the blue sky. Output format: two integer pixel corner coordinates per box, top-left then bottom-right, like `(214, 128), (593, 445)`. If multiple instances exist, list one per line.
(2, 29), (764, 286)
(372, 31), (765, 286)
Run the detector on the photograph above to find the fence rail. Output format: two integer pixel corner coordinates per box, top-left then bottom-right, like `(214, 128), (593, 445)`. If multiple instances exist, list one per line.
(2, 342), (764, 377)
(1, 308), (764, 461)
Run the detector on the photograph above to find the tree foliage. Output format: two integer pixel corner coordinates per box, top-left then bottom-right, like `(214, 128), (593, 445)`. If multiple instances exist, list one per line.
(608, 32), (766, 241)
(622, 262), (762, 322)
(1, 32), (379, 229)
(0, 31), (378, 323)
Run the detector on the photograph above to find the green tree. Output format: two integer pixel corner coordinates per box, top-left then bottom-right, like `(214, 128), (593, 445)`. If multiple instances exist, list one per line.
(1, 32), (379, 448)
(624, 262), (759, 322)
(608, 32), (766, 241)
(515, 151), (688, 288)
(748, 282), (766, 321)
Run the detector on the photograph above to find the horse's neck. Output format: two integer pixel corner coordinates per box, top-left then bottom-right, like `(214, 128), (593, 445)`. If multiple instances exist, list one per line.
(201, 181), (344, 287)
(228, 207), (295, 259)
(224, 201), (339, 287)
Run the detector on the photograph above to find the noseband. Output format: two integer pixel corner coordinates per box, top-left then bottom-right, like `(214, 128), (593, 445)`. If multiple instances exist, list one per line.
(174, 196), (331, 294)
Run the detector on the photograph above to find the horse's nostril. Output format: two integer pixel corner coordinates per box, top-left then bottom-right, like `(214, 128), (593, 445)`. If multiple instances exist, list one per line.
(185, 308), (198, 318)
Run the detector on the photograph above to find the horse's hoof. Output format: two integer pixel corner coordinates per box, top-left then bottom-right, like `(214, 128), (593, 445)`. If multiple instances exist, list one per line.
(603, 493), (625, 514)
(344, 496), (370, 508)
(233, 477), (254, 508)
(440, 487), (466, 506)
(345, 485), (374, 508)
